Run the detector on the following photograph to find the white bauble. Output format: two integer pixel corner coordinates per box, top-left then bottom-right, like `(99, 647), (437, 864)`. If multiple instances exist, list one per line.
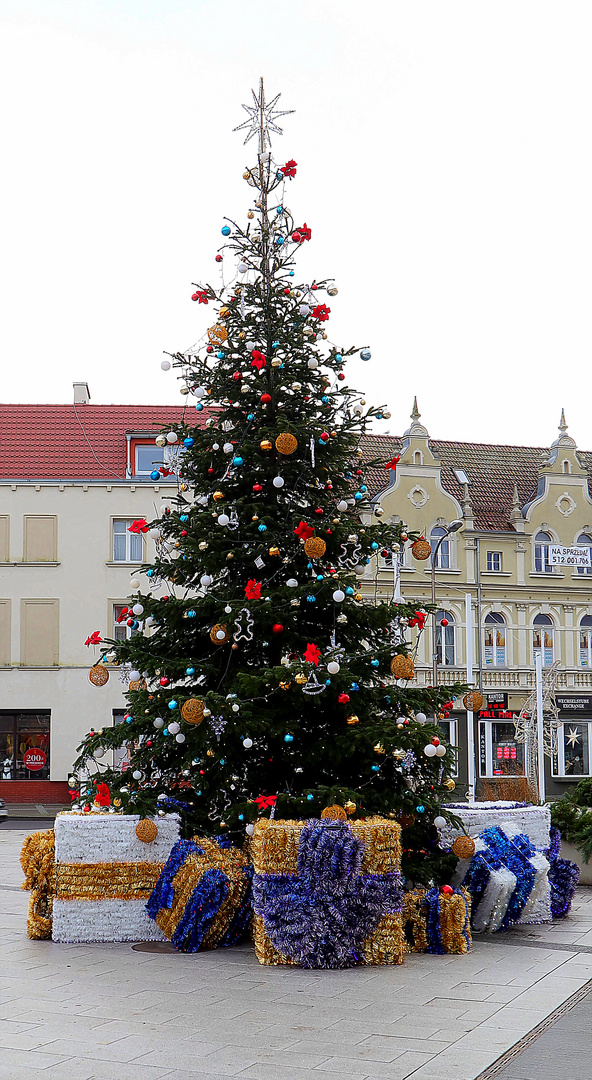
(217, 513), (230, 526)
(153, 718), (164, 729)
(200, 574), (212, 587)
(168, 722), (180, 735)
(424, 744), (437, 758)
(415, 712), (427, 725)
(327, 661), (340, 675)
(246, 340), (256, 351)
(132, 770), (143, 780)
(166, 431), (178, 444)
(273, 476), (284, 488)
(246, 824), (255, 836)
(148, 528), (161, 540)
(132, 604), (144, 616)
(232, 703), (240, 712)
(155, 435), (167, 447)
(354, 564), (366, 576)
(434, 816), (447, 829)
(94, 747), (105, 759)
(216, 629), (226, 640)
(194, 386), (207, 398)
(243, 738), (253, 748)
(332, 589), (345, 603)
(130, 577), (141, 589)
(286, 578), (298, 588)
(175, 733), (186, 743)
(161, 360), (171, 371)
(436, 745), (447, 757)
(337, 501), (348, 512)
(129, 670), (141, 682)
(299, 304), (310, 315)
(307, 358), (318, 370)
(238, 262), (248, 273)
(223, 442), (234, 454)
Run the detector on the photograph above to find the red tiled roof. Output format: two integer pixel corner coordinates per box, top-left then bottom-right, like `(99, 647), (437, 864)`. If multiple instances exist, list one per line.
(0, 404), (209, 480)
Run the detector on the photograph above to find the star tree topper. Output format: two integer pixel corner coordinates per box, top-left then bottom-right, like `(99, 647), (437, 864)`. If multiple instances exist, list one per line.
(233, 77), (294, 154)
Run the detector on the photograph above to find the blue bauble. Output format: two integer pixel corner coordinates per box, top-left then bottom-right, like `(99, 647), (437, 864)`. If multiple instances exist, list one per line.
(233, 456), (243, 466)
(276, 206), (283, 214)
(416, 805), (426, 814)
(360, 484), (367, 493)
(316, 574), (323, 581)
(147, 569), (154, 577)
(247, 413), (255, 420)
(221, 225), (231, 236)
(351, 682), (360, 691)
(276, 171), (284, 180)
(258, 523), (267, 532)
(163, 728), (169, 736)
(371, 541), (379, 550)
(195, 403), (203, 412)
(384, 695), (391, 704)
(306, 793), (314, 801)
(360, 349), (371, 361)
(217, 350), (225, 359)
(186, 667), (195, 676)
(371, 765), (380, 772)
(322, 396), (329, 404)
(306, 595), (316, 603)
(276, 236), (285, 246)
(272, 340), (280, 347)
(289, 270), (294, 276)
(325, 679), (331, 685)
(345, 587), (354, 596)
(126, 716), (133, 724)
(371, 659), (379, 667)
(183, 437), (194, 448)
(238, 813), (244, 820)
(180, 514), (188, 522)
(150, 470), (160, 481)
(187, 609), (196, 618)
(354, 492), (363, 501)
(220, 758), (225, 765)
(284, 734), (293, 743)
(168, 700), (177, 710)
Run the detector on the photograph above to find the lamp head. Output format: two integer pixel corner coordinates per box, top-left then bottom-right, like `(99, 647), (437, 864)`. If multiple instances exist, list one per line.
(446, 519), (464, 534)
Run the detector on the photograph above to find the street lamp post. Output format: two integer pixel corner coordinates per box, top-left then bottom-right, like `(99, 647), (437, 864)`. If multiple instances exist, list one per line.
(431, 520), (464, 690)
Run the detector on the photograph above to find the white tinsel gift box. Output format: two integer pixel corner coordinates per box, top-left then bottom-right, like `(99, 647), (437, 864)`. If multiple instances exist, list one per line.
(52, 812), (180, 943)
(443, 802), (552, 927)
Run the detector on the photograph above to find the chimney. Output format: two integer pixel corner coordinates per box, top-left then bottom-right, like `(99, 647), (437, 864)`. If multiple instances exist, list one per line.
(73, 382), (91, 404)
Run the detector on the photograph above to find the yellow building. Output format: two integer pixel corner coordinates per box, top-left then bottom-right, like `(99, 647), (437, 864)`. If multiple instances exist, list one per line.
(363, 402), (592, 797)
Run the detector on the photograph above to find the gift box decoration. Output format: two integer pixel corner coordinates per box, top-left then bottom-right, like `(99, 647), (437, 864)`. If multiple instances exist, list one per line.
(20, 830), (56, 940)
(51, 811), (180, 943)
(403, 887), (472, 954)
(251, 817), (405, 968)
(546, 826), (580, 919)
(456, 825), (551, 932)
(146, 835), (253, 952)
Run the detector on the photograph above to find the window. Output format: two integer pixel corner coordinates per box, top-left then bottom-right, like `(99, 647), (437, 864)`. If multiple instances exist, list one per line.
(431, 527), (450, 569)
(576, 534), (592, 575)
(113, 604), (140, 641)
(486, 551), (502, 572)
(112, 709), (132, 770)
(413, 451), (423, 465)
(436, 609), (455, 666)
(113, 520), (143, 563)
(0, 712), (50, 780)
(438, 718), (458, 776)
(479, 718), (524, 777)
(20, 600), (59, 666)
(533, 613), (554, 667)
(580, 616), (592, 667)
(553, 723), (592, 777)
(534, 531), (553, 573)
(23, 515), (57, 562)
(134, 444), (165, 477)
(484, 612), (506, 667)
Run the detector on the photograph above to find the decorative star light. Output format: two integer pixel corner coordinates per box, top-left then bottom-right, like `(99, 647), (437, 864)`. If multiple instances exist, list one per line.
(233, 77), (294, 153)
(566, 727), (581, 747)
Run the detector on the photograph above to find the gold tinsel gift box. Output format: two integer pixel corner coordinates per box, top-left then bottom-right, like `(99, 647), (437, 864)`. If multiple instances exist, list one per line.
(51, 811), (180, 943)
(251, 817), (405, 967)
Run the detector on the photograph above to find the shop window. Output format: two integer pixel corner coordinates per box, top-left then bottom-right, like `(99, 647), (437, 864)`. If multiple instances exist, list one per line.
(580, 616), (592, 667)
(534, 531), (553, 573)
(431, 527), (450, 569)
(0, 712), (50, 780)
(112, 520), (143, 563)
(533, 613), (554, 667)
(484, 612), (506, 667)
(479, 719), (524, 778)
(553, 722), (592, 777)
(486, 551), (502, 572)
(436, 610), (455, 666)
(438, 717), (458, 776)
(576, 534), (592, 575)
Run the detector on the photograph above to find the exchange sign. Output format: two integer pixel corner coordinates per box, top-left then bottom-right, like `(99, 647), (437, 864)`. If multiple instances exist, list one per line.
(549, 545), (592, 567)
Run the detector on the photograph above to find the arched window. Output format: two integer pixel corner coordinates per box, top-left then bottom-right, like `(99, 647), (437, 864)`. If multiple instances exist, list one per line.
(533, 614), (554, 667)
(580, 616), (592, 667)
(534, 531), (553, 573)
(414, 450), (423, 465)
(577, 533), (592, 576)
(431, 527), (450, 569)
(563, 460), (571, 474)
(484, 612), (506, 667)
(436, 609), (455, 666)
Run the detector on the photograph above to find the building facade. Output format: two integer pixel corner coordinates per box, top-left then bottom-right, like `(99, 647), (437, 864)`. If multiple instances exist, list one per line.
(0, 390), (192, 803)
(362, 402), (592, 798)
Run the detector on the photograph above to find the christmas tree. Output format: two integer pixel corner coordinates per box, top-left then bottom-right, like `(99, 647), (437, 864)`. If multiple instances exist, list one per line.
(73, 81), (467, 884)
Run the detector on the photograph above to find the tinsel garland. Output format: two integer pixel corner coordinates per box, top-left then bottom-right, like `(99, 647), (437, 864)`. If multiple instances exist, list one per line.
(146, 835), (252, 952)
(55, 861), (163, 901)
(403, 888), (471, 954)
(20, 830), (55, 940)
(252, 819), (404, 969)
(545, 827), (581, 919)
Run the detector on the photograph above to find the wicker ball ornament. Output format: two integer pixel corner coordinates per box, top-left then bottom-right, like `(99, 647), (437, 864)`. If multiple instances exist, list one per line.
(452, 835), (476, 859)
(207, 324), (227, 344)
(303, 536), (326, 559)
(321, 805), (347, 821)
(411, 538), (432, 561)
(390, 655), (415, 680)
(135, 819), (159, 844)
(210, 623), (230, 645)
(89, 664), (109, 687)
(181, 698), (205, 725)
(275, 432), (298, 455)
(129, 679), (147, 692)
(463, 690), (484, 712)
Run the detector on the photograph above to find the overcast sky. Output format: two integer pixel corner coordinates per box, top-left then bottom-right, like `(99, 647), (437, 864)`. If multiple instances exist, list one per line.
(1, 1), (591, 449)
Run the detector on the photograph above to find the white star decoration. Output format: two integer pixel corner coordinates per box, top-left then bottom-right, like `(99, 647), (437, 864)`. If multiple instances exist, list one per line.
(566, 727), (581, 747)
(233, 77), (294, 153)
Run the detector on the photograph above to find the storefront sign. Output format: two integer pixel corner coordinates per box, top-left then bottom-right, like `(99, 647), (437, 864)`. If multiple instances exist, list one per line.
(486, 693), (508, 707)
(556, 695), (592, 714)
(549, 545), (591, 567)
(23, 748), (47, 771)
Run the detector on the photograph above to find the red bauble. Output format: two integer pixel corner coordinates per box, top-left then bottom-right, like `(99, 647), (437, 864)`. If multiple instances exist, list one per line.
(312, 284), (317, 290)
(272, 624), (284, 634)
(180, 530), (187, 537)
(292, 231), (302, 242)
(284, 288), (291, 294)
(440, 618), (449, 626)
(260, 393), (272, 404)
(315, 508), (323, 515)
(206, 345), (213, 353)
(146, 740), (153, 748)
(338, 693), (350, 704)
(126, 618), (134, 627)
(338, 372), (345, 380)
(252, 483), (263, 493)
(440, 885), (453, 896)
(432, 737), (440, 746)
(233, 371), (242, 381)
(159, 677), (170, 687)
(320, 432), (329, 442)
(215, 254), (223, 262)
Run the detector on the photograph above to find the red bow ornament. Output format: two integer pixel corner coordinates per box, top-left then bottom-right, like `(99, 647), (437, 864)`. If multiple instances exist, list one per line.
(312, 304), (330, 322)
(294, 521), (314, 540)
(297, 223), (311, 241)
(408, 611), (427, 630)
(191, 289), (209, 304)
(385, 455), (400, 471)
(116, 607), (131, 623)
(84, 631), (102, 646)
(303, 643), (321, 666)
(245, 580), (262, 600)
(251, 350), (266, 370)
(254, 795), (277, 810)
(94, 783), (111, 807)
(281, 159), (297, 178)
(128, 519), (149, 534)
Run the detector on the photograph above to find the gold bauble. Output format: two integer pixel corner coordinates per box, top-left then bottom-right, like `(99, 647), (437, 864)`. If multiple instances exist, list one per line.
(346, 715), (360, 725)
(243, 171), (250, 179)
(113, 798), (122, 808)
(463, 690), (484, 712)
(260, 439), (273, 451)
(275, 432), (298, 455)
(295, 673), (307, 685)
(390, 655), (415, 680)
(303, 536), (326, 559)
(444, 778), (456, 791)
(210, 623), (230, 645)
(354, 593), (363, 602)
(344, 800), (356, 815)
(247, 210), (254, 219)
(321, 805), (347, 821)
(206, 749), (215, 758)
(213, 490), (225, 501)
(269, 546), (280, 557)
(181, 699), (205, 725)
(89, 664), (109, 687)
(219, 306), (230, 318)
(135, 819), (158, 844)
(279, 680), (292, 690)
(452, 836), (476, 860)
(373, 743), (385, 755)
